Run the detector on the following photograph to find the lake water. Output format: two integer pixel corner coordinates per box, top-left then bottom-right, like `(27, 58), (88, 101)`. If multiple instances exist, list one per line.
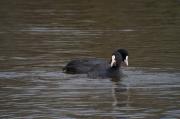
(0, 0), (180, 119)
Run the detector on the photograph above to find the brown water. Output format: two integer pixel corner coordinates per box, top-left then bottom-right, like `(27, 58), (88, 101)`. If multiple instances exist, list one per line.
(0, 0), (180, 119)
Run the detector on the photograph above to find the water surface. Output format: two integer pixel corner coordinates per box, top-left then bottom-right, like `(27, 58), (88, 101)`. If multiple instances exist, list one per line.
(0, 0), (180, 118)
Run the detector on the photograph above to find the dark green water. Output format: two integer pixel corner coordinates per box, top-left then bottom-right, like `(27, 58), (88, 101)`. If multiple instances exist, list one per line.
(0, 0), (180, 118)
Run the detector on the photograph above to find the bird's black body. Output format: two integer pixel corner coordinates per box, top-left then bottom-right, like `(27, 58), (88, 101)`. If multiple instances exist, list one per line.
(63, 49), (128, 79)
(63, 58), (107, 74)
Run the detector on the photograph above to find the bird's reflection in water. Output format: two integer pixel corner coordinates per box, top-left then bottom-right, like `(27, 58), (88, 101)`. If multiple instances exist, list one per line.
(111, 76), (131, 109)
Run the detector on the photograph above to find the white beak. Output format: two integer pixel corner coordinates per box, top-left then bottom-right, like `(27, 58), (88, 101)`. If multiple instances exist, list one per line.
(110, 55), (116, 67)
(124, 56), (128, 66)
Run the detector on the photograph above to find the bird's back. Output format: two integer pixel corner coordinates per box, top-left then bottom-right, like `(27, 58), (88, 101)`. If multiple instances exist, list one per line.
(63, 58), (108, 74)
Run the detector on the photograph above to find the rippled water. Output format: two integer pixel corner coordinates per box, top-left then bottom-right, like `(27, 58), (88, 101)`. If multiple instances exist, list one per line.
(0, 0), (180, 119)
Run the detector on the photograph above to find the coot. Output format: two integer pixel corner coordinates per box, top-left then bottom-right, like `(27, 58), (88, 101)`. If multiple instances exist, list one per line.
(63, 49), (128, 79)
